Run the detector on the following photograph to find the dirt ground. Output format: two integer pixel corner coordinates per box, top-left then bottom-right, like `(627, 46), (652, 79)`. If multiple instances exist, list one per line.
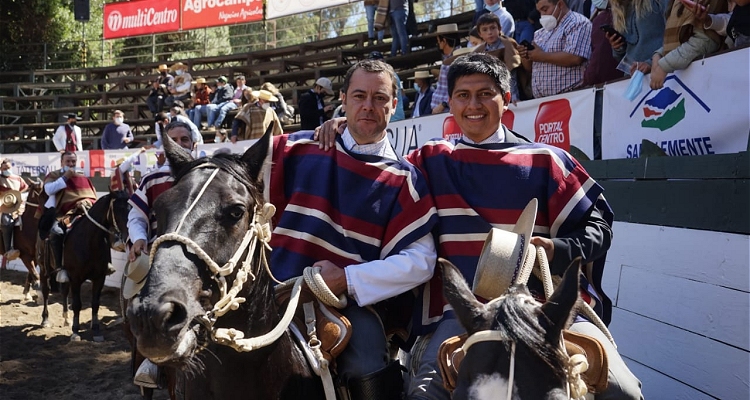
(0, 269), (169, 400)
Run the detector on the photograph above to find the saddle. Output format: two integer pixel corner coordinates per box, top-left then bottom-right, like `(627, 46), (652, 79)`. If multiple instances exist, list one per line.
(437, 330), (609, 394)
(275, 284), (352, 365)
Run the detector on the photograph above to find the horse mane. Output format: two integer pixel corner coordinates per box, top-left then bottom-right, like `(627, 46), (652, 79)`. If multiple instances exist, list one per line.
(492, 285), (567, 382)
(172, 153), (263, 205)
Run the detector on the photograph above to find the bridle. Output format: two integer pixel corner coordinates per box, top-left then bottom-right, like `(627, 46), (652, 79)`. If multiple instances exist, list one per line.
(147, 163), (306, 353)
(82, 194), (126, 251)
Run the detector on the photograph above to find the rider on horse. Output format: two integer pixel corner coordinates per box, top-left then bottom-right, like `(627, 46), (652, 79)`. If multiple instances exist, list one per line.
(125, 122), (193, 390)
(109, 148), (144, 196)
(36, 151), (97, 283)
(0, 158), (29, 263)
(265, 59), (438, 400)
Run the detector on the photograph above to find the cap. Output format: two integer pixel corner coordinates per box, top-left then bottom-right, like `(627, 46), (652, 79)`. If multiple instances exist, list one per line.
(315, 77), (334, 95)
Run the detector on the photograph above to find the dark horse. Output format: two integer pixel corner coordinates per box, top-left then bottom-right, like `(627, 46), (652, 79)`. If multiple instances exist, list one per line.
(127, 133), (325, 399)
(2, 179), (43, 302)
(37, 190), (131, 342)
(441, 258), (582, 400)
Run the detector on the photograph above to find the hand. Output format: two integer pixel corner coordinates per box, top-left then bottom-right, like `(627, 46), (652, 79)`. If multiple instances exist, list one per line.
(314, 117), (346, 151)
(63, 168), (76, 179)
(324, 104), (335, 112)
(530, 236), (555, 263)
(432, 103), (446, 114)
(630, 61), (651, 75)
(689, 2), (710, 26)
(515, 43), (528, 59)
(650, 56), (667, 90)
(230, 135), (237, 144)
(123, 137), (132, 143)
(524, 44), (544, 62)
(605, 32), (625, 50)
(313, 260), (348, 297)
(129, 239), (146, 262)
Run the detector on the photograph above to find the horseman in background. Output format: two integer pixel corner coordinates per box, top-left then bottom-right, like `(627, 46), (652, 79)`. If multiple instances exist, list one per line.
(110, 148), (145, 196)
(36, 151), (97, 283)
(125, 121), (193, 390)
(0, 158), (29, 265)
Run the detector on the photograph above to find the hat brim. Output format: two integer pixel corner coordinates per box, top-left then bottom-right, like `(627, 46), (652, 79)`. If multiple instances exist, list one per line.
(0, 189), (22, 214)
(121, 253), (150, 299)
(471, 198), (538, 300)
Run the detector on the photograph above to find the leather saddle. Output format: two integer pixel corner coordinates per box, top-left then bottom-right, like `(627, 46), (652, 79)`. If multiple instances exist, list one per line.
(438, 330), (609, 394)
(275, 285), (352, 365)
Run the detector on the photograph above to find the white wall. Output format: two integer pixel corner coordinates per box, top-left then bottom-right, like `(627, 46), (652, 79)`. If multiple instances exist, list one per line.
(603, 222), (750, 399)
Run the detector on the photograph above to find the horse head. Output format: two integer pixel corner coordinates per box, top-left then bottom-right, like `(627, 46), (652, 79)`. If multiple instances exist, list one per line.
(108, 190), (131, 251)
(127, 132), (271, 368)
(441, 257), (581, 400)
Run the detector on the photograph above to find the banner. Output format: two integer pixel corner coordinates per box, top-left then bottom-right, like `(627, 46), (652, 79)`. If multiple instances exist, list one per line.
(267, 0), (351, 20)
(601, 48), (750, 159)
(181, 0), (263, 30)
(103, 0), (181, 40)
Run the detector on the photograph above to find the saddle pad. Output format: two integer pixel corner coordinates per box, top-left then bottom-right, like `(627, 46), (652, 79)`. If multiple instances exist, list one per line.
(564, 330), (609, 394)
(276, 285), (352, 363)
(437, 330), (609, 393)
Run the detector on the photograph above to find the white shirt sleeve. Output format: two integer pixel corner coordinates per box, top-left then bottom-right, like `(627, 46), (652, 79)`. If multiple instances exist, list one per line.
(344, 233), (437, 307)
(43, 176), (67, 208)
(75, 127), (83, 151)
(127, 205), (150, 244)
(52, 126), (66, 151)
(705, 13), (730, 36)
(118, 151), (141, 173)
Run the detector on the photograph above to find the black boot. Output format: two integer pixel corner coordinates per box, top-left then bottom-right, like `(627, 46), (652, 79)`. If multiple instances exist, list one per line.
(346, 361), (404, 400)
(368, 38), (375, 46)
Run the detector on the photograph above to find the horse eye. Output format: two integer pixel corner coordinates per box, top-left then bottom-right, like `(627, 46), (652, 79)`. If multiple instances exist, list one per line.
(225, 205), (245, 221)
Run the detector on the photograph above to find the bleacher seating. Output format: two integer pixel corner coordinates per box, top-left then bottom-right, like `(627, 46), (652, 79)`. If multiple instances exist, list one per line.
(0, 11), (474, 153)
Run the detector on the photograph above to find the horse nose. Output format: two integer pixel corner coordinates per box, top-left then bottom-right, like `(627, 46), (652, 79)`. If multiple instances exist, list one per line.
(128, 294), (189, 337)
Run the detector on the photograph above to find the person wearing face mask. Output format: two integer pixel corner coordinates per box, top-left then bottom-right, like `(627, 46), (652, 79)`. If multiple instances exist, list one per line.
(146, 64), (174, 115)
(165, 62), (193, 108)
(428, 24), (465, 114)
(230, 89), (283, 143)
(52, 114), (83, 152)
(583, 0), (625, 86)
(298, 77), (335, 130)
(0, 159), (29, 264)
(474, 0), (517, 37)
(100, 110), (134, 150)
(516, 0), (592, 98)
(409, 71), (434, 118)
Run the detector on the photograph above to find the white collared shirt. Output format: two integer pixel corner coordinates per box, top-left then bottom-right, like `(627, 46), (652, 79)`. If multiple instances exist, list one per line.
(341, 128), (398, 160)
(462, 128), (506, 145)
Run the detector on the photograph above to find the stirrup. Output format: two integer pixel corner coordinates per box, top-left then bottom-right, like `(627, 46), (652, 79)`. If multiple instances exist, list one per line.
(56, 269), (69, 283)
(134, 359), (159, 389)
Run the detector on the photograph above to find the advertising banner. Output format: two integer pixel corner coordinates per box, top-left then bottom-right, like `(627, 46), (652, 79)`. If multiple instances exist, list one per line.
(267, 0), (351, 20)
(601, 48), (750, 159)
(103, 0), (181, 40)
(181, 0), (263, 30)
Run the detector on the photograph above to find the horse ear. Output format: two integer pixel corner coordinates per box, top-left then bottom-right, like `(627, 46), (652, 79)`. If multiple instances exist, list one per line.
(441, 258), (491, 334)
(241, 124), (272, 181)
(540, 257), (581, 342)
(163, 131), (193, 177)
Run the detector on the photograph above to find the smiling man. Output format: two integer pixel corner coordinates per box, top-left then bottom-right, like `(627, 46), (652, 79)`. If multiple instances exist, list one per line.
(265, 59), (438, 400)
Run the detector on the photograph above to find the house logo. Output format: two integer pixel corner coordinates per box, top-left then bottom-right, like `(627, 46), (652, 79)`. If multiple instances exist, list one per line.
(629, 75), (710, 132)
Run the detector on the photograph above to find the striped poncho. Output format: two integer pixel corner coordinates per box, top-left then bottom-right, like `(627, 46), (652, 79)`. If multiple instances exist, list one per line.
(407, 133), (614, 333)
(128, 165), (173, 242)
(37, 171), (97, 218)
(267, 132), (438, 292)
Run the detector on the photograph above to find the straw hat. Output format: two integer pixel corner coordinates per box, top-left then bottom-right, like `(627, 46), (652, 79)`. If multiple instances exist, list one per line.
(472, 198), (538, 300)
(193, 77), (207, 85)
(157, 64), (169, 72)
(452, 47), (477, 57)
(425, 23), (465, 38)
(252, 89), (279, 102)
(0, 189), (22, 214)
(122, 252), (150, 299)
(170, 62), (187, 71)
(409, 71), (433, 80)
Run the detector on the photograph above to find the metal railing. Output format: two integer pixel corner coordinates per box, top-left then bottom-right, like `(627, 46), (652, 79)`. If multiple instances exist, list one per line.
(0, 0), (475, 73)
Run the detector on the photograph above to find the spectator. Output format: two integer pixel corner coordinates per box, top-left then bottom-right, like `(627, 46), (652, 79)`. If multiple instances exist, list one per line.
(505, 0), (542, 44)
(100, 110), (134, 150)
(409, 71), (435, 118)
(230, 89), (283, 143)
(468, 26), (484, 47)
(583, 0), (625, 86)
(165, 62), (192, 108)
(188, 77), (212, 128)
(146, 64), (173, 115)
(260, 82), (294, 125)
(474, 0), (517, 37)
(204, 76), (234, 134)
(650, 0), (728, 89)
(607, 0), (667, 76)
(53, 113), (83, 152)
(366, 51), (407, 121)
(207, 75), (247, 131)
(429, 24), (464, 114)
(169, 104), (203, 145)
(364, 0), (385, 46)
(153, 109), (202, 149)
(475, 12), (523, 100)
(332, 89), (346, 119)
(298, 77), (334, 130)
(517, 0), (592, 98)
(390, 0), (410, 56)
(692, 0), (750, 48)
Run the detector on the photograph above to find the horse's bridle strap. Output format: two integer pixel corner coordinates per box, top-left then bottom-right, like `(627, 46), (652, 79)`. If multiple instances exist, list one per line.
(461, 330), (508, 353)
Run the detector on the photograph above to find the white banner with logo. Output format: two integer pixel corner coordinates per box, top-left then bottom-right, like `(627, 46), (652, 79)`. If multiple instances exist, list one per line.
(266, 0), (351, 20)
(601, 48), (750, 159)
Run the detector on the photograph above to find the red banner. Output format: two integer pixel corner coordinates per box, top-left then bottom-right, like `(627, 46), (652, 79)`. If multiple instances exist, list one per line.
(181, 0), (263, 30)
(104, 0), (181, 40)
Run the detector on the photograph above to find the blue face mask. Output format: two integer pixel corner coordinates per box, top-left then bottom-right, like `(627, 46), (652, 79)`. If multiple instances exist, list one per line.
(623, 70), (645, 101)
(485, 2), (501, 12)
(413, 83), (420, 91)
(592, 0), (608, 9)
(1, 170), (10, 177)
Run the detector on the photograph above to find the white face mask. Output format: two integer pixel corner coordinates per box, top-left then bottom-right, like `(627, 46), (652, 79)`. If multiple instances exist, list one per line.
(114, 117), (124, 125)
(592, 0), (608, 9)
(261, 103), (270, 110)
(540, 4), (559, 31)
(176, 70), (184, 76)
(1, 170), (10, 177)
